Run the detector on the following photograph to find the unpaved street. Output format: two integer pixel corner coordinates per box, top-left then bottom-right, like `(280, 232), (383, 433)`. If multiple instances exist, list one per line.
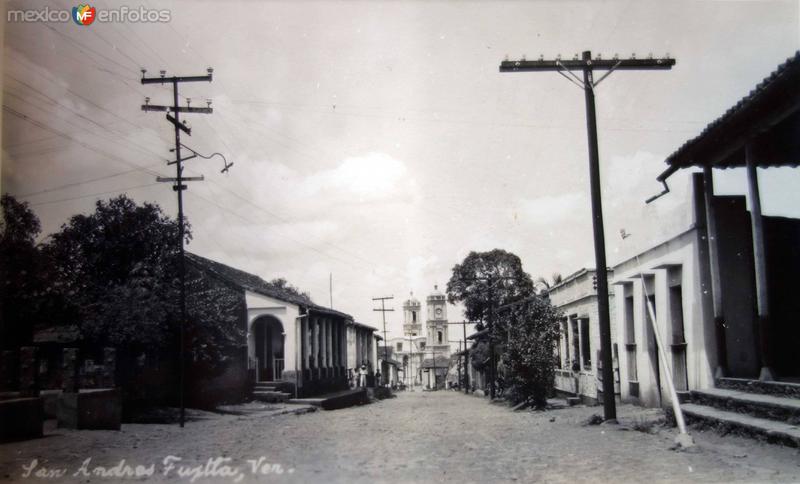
(2, 391), (799, 483)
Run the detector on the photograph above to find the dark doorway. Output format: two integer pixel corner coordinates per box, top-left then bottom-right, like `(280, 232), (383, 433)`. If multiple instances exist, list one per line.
(253, 317), (285, 382)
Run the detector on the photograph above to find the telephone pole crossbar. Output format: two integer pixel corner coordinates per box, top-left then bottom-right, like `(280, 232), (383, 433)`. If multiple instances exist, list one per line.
(141, 67), (215, 428)
(499, 51), (675, 422)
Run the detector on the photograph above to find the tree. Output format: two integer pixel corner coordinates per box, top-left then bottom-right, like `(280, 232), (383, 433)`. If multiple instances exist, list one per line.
(0, 195), (48, 347)
(446, 249), (535, 324)
(502, 296), (562, 408)
(44, 196), (185, 352)
(44, 195), (243, 371)
(535, 272), (563, 294)
(267, 277), (312, 304)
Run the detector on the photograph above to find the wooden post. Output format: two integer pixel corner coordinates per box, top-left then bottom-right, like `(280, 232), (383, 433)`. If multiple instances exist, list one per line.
(745, 144), (774, 381)
(703, 165), (727, 378)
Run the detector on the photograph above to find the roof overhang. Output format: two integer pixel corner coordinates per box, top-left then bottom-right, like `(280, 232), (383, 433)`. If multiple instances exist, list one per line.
(662, 51), (800, 179)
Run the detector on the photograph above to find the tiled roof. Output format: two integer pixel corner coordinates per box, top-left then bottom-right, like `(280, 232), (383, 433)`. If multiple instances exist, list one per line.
(664, 51), (800, 171)
(186, 252), (354, 320)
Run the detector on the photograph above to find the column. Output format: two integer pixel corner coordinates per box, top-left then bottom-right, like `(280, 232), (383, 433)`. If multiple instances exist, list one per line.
(311, 317), (318, 376)
(19, 347), (38, 398)
(703, 165), (727, 378)
(326, 319), (332, 371)
(301, 317), (308, 374)
(62, 348), (78, 393)
(746, 144), (774, 381)
(102, 347), (116, 388)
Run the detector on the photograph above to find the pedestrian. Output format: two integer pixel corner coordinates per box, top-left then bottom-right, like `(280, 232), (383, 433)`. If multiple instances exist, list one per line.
(359, 363), (367, 388)
(375, 369), (382, 387)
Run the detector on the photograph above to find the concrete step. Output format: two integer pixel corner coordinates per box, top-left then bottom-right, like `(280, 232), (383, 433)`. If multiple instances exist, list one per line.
(682, 403), (800, 447)
(716, 377), (800, 399)
(691, 388), (800, 424)
(289, 388), (368, 410)
(252, 391), (291, 403)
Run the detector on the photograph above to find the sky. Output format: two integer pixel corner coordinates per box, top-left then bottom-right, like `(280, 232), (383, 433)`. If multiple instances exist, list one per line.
(2, 0), (799, 341)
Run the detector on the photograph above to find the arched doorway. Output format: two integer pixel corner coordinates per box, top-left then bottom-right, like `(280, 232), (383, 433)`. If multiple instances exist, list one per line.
(253, 316), (285, 382)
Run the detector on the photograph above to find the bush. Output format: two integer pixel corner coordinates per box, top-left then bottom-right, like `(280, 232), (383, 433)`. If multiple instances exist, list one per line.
(503, 296), (562, 409)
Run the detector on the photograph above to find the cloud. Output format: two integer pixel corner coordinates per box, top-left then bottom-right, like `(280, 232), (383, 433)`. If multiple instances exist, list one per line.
(513, 192), (587, 226)
(301, 152), (409, 202)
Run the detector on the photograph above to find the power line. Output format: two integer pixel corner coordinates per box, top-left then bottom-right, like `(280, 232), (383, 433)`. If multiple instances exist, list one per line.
(29, 182), (160, 207)
(2, 105), (165, 179)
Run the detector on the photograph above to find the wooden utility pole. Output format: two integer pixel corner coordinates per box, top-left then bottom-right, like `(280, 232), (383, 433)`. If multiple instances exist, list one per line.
(458, 276), (519, 399)
(141, 68), (214, 428)
(500, 51), (675, 421)
(447, 320), (476, 393)
(372, 296), (394, 387)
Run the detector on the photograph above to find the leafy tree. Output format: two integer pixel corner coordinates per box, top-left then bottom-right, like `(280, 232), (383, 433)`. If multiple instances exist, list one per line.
(446, 249), (535, 324)
(43, 196), (186, 352)
(268, 277), (312, 304)
(44, 195), (244, 372)
(0, 195), (48, 347)
(502, 296), (562, 408)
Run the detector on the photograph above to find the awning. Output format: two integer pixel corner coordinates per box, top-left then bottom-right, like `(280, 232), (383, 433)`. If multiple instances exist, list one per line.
(660, 51), (800, 180)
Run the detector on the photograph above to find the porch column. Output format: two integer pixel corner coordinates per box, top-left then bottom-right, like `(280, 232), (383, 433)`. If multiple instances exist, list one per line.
(340, 323), (345, 368)
(326, 318), (332, 370)
(318, 318), (324, 374)
(746, 144), (774, 381)
(703, 165), (728, 378)
(320, 318), (326, 376)
(333, 321), (342, 376)
(301, 317), (308, 372)
(311, 317), (318, 375)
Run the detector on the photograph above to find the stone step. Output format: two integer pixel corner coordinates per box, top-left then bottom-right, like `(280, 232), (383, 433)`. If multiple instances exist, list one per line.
(682, 403), (800, 447)
(252, 391), (291, 403)
(716, 377), (800, 399)
(691, 388), (800, 424)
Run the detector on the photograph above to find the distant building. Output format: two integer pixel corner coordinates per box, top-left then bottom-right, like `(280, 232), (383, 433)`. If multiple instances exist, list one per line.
(420, 285), (451, 389)
(387, 293), (426, 386)
(548, 268), (619, 405)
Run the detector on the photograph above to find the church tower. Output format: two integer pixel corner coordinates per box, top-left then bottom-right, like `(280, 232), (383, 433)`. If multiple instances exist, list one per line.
(402, 292), (422, 337)
(426, 285), (450, 357)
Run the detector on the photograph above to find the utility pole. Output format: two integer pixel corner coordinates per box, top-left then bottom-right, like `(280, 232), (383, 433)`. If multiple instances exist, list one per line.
(141, 68), (214, 428)
(458, 276), (519, 399)
(448, 320), (476, 393)
(500, 51), (675, 422)
(372, 296), (394, 387)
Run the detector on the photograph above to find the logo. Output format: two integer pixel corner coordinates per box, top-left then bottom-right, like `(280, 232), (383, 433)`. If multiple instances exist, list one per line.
(72, 4), (96, 25)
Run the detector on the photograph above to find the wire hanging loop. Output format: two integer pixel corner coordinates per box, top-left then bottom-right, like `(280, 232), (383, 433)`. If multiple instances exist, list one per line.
(180, 143), (233, 173)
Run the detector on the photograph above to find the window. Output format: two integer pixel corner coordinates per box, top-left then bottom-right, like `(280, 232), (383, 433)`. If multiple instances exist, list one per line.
(397, 342), (403, 352)
(412, 311), (417, 323)
(570, 318), (580, 371)
(624, 290), (638, 382)
(580, 318), (591, 369)
(437, 331), (443, 344)
(419, 342), (426, 349)
(554, 330), (562, 369)
(624, 295), (635, 344)
(669, 283), (688, 391)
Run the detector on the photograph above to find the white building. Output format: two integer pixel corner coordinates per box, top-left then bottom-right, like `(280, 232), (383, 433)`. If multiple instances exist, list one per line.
(549, 269), (619, 405)
(387, 293), (427, 386)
